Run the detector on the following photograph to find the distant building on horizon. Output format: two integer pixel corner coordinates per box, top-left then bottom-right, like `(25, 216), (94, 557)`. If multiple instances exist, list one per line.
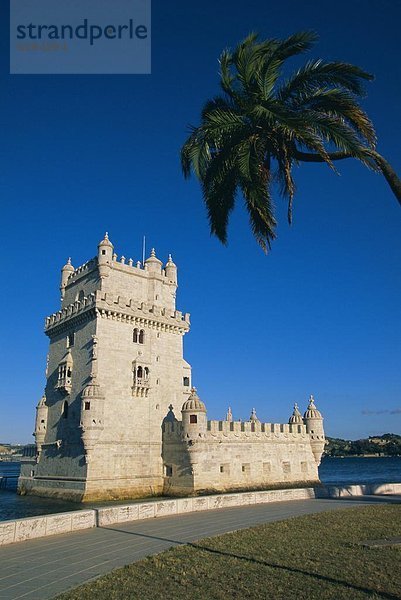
(19, 234), (325, 502)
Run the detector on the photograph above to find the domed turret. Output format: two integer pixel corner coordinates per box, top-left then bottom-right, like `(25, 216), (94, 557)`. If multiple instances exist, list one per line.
(249, 408), (260, 423)
(60, 258), (74, 301)
(181, 388), (207, 437)
(303, 395), (325, 465)
(34, 394), (48, 456)
(80, 376), (105, 462)
(97, 232), (113, 280)
(165, 254), (177, 284)
(145, 248), (163, 275)
(289, 403), (303, 425)
(303, 395), (322, 420)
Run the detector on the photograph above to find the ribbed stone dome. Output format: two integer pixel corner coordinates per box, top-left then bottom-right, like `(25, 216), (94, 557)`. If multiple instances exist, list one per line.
(81, 377), (104, 399)
(289, 403), (303, 424)
(303, 395), (322, 420)
(98, 232), (113, 248)
(182, 388), (206, 412)
(62, 257), (74, 272)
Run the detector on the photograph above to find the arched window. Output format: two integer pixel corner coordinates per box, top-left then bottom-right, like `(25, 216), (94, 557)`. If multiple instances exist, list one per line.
(133, 328), (138, 343)
(78, 290), (85, 303)
(62, 401), (69, 419)
(139, 330), (145, 344)
(137, 366), (143, 379)
(144, 367), (149, 380)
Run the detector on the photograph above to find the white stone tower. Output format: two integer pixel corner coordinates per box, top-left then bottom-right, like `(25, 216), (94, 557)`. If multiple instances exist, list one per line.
(19, 234), (192, 501)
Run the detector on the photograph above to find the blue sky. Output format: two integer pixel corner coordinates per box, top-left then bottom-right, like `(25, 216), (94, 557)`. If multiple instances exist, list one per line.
(0, 0), (400, 443)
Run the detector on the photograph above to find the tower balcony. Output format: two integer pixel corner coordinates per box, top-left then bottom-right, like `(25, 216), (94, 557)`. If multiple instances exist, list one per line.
(132, 378), (150, 398)
(55, 376), (72, 395)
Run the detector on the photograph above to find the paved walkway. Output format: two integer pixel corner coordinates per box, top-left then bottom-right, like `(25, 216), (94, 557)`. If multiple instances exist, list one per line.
(0, 496), (399, 600)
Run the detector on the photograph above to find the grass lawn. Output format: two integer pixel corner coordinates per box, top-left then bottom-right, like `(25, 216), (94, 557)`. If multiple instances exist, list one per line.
(57, 505), (401, 600)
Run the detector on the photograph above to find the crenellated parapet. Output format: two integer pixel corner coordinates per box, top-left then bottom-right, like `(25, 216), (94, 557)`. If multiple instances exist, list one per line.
(163, 419), (308, 440)
(45, 290), (190, 336)
(206, 420), (308, 437)
(66, 258), (97, 284)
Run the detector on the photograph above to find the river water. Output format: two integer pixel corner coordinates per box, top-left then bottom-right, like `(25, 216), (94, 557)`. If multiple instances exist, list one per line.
(1, 457), (400, 522)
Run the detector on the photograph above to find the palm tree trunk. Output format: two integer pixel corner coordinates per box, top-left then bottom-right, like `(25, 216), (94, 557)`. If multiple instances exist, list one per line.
(369, 151), (401, 207)
(294, 149), (401, 207)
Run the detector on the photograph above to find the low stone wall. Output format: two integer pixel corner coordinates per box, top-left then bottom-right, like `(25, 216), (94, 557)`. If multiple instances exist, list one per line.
(0, 510), (96, 546)
(1, 483), (400, 547)
(96, 487), (315, 526)
(315, 482), (401, 498)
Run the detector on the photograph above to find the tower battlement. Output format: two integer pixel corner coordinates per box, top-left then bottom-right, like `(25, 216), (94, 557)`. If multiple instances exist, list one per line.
(162, 420), (308, 438)
(45, 289), (190, 335)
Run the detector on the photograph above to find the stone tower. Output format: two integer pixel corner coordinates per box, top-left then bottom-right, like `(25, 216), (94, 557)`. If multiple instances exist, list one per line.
(19, 234), (192, 501)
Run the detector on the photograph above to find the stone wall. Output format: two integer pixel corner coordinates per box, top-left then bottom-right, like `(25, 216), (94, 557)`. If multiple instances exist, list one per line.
(162, 420), (320, 495)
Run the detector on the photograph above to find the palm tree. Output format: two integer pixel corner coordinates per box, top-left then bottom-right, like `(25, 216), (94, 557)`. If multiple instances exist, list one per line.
(181, 31), (401, 251)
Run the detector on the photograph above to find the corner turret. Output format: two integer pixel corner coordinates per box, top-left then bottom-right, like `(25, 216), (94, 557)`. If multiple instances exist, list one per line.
(165, 254), (177, 285)
(303, 395), (325, 465)
(145, 248), (163, 275)
(34, 394), (48, 457)
(181, 388), (207, 437)
(97, 232), (113, 280)
(249, 408), (260, 423)
(289, 403), (303, 425)
(80, 376), (105, 463)
(60, 258), (74, 301)
(80, 335), (104, 463)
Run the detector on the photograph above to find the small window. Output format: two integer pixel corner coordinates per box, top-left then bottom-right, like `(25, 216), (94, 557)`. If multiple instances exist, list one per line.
(189, 414), (197, 424)
(137, 366), (143, 379)
(156, 379), (160, 385)
(165, 465), (173, 477)
(156, 355), (160, 362)
(78, 290), (85, 303)
(84, 401), (91, 411)
(62, 401), (69, 419)
(220, 465), (224, 473)
(102, 249), (106, 255)
(67, 332), (75, 348)
(133, 328), (138, 343)
(251, 422), (255, 432)
(242, 463), (250, 473)
(183, 377), (190, 387)
(220, 463), (229, 474)
(139, 330), (145, 344)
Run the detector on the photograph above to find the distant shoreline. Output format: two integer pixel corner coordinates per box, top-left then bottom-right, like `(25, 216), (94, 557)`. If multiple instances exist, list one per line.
(323, 454), (401, 459)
